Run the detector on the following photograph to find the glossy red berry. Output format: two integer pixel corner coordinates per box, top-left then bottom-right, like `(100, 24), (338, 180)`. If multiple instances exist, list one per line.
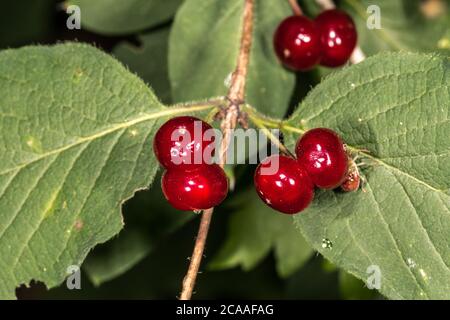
(153, 116), (215, 169)
(295, 128), (348, 189)
(162, 164), (228, 211)
(254, 155), (314, 214)
(315, 9), (357, 67)
(273, 15), (322, 71)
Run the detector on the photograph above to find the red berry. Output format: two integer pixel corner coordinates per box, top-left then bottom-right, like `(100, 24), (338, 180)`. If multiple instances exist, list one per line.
(295, 128), (348, 189)
(254, 155), (314, 214)
(315, 9), (357, 67)
(162, 164), (228, 211)
(341, 158), (360, 192)
(273, 15), (322, 71)
(153, 116), (215, 169)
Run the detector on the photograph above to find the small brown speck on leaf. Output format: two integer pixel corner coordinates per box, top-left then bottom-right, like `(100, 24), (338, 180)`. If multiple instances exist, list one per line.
(74, 219), (84, 231)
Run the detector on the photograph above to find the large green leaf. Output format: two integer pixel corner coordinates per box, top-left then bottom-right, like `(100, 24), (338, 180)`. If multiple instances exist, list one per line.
(210, 191), (312, 278)
(68, 0), (183, 35)
(169, 0), (295, 118)
(0, 43), (213, 299)
(284, 52), (450, 299)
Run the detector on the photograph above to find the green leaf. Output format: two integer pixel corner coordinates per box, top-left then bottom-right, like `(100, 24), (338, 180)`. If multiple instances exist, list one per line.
(68, 0), (183, 35)
(169, 0), (295, 118)
(342, 0), (450, 55)
(113, 28), (172, 104)
(285, 52), (450, 299)
(210, 191), (313, 278)
(0, 43), (213, 299)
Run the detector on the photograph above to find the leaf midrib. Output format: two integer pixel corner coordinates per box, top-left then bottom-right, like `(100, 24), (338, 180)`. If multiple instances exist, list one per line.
(351, 147), (447, 195)
(280, 123), (448, 197)
(0, 104), (215, 177)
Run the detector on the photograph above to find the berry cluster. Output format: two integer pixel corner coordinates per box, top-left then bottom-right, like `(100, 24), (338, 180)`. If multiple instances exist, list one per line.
(254, 128), (349, 214)
(273, 9), (357, 71)
(154, 118), (352, 215)
(154, 116), (228, 211)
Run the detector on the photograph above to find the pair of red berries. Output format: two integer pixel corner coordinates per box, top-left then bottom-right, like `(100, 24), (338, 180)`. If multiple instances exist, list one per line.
(274, 9), (357, 71)
(153, 116), (228, 211)
(254, 128), (348, 214)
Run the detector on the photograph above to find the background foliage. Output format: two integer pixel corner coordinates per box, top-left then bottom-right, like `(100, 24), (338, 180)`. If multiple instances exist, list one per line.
(0, 0), (449, 299)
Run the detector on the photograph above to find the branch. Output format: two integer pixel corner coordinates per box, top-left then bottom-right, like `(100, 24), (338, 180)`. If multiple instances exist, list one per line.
(314, 0), (366, 64)
(179, 0), (254, 301)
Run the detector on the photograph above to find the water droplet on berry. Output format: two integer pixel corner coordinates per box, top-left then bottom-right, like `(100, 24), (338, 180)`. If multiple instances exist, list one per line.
(321, 238), (333, 249)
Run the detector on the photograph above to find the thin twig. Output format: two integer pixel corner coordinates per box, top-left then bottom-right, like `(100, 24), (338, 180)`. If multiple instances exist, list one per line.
(179, 206), (213, 300)
(288, 0), (303, 15)
(179, 0), (254, 301)
(248, 114), (294, 158)
(314, 0), (366, 64)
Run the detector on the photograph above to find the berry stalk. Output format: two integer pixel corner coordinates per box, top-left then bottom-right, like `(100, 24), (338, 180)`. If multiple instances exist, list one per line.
(179, 0), (255, 300)
(288, 0), (303, 16)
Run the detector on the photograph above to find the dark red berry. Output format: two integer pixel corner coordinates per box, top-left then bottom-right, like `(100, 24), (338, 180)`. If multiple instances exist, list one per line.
(295, 128), (348, 189)
(162, 164), (228, 211)
(341, 158), (360, 192)
(153, 116), (215, 169)
(315, 9), (357, 67)
(273, 15), (322, 71)
(254, 155), (314, 214)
